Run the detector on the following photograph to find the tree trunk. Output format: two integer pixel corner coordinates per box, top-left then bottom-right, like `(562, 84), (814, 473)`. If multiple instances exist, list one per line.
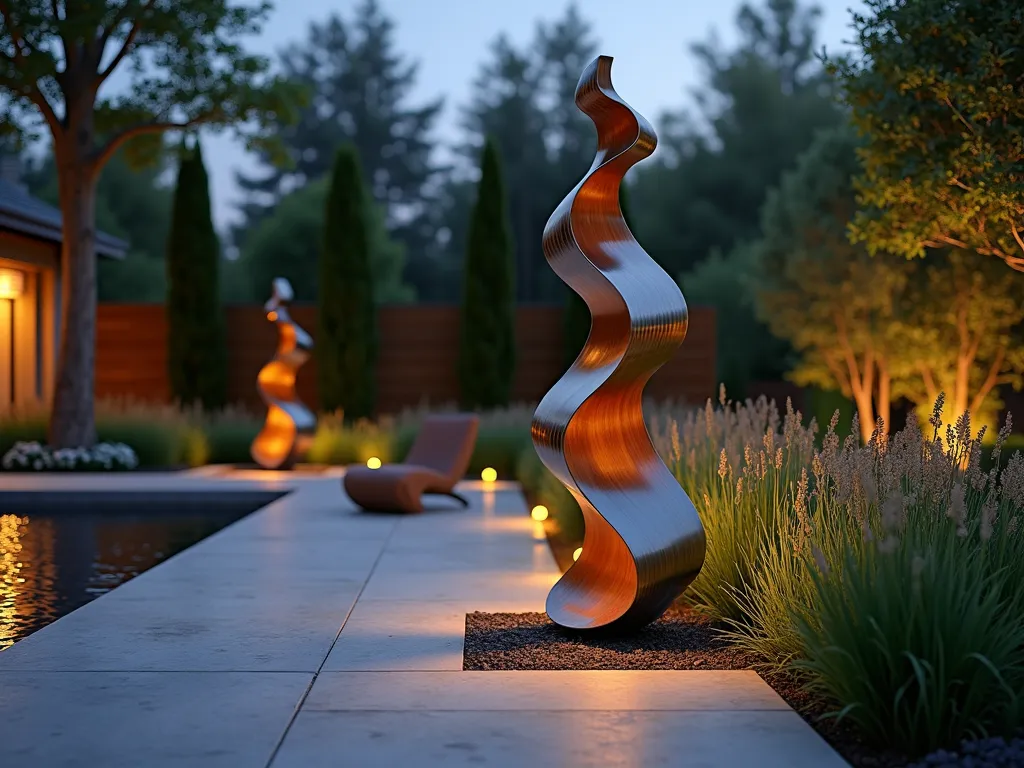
(48, 158), (100, 449)
(851, 355), (875, 445)
(853, 387), (875, 445)
(952, 303), (972, 425)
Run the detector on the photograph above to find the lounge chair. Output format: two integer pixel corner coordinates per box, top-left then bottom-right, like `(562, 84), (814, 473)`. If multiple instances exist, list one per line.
(343, 413), (480, 513)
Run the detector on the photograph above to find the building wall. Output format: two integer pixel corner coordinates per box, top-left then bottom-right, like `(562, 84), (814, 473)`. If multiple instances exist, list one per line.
(95, 304), (718, 415)
(0, 232), (59, 414)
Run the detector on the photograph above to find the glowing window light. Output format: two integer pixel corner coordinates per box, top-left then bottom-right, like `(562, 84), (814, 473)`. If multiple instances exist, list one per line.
(481, 467), (497, 483)
(0, 268), (24, 300)
(573, 547), (583, 561)
(366, 457), (382, 470)
(531, 505), (549, 522)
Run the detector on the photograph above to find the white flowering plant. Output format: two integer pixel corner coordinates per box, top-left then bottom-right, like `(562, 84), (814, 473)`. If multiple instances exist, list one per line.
(1, 441), (139, 472)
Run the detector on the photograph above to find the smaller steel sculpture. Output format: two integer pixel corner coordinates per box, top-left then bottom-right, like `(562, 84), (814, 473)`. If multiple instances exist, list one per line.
(251, 278), (316, 470)
(532, 56), (707, 633)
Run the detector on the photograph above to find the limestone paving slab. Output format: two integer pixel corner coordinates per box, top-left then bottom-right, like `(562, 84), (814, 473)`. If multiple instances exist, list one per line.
(0, 671), (309, 768)
(0, 578), (365, 672)
(322, 598), (549, 672)
(321, 599), (468, 671)
(304, 670), (791, 711)
(359, 565), (558, 603)
(271, 710), (849, 768)
(371, 538), (553, 572)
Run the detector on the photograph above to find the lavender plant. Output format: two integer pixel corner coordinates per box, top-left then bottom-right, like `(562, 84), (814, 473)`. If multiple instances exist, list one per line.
(728, 396), (1024, 756)
(658, 388), (818, 623)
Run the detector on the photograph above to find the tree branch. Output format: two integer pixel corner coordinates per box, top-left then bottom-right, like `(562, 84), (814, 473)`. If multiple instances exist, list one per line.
(969, 347), (1006, 416)
(0, 1), (29, 60)
(834, 310), (870, 397)
(27, 90), (61, 136)
(97, 0), (156, 85)
(93, 116), (209, 168)
(822, 351), (851, 396)
(926, 233), (971, 250)
(1004, 255), (1024, 272)
(1010, 220), (1024, 256)
(926, 222), (1024, 271)
(0, 2), (62, 136)
(919, 364), (939, 404)
(944, 96), (977, 136)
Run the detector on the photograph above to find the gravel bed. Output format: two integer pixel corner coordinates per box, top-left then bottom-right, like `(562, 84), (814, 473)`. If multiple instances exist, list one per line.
(463, 604), (755, 670)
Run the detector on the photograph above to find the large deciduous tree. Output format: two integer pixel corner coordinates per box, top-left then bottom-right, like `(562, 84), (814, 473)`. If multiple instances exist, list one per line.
(0, 0), (295, 448)
(831, 0), (1024, 271)
(458, 138), (515, 410)
(166, 139), (226, 411)
(318, 145), (377, 421)
(753, 127), (909, 443)
(754, 126), (1024, 441)
(892, 250), (1024, 435)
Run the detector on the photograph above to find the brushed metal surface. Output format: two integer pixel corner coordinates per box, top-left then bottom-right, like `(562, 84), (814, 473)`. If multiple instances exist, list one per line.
(532, 55), (707, 633)
(250, 278), (317, 470)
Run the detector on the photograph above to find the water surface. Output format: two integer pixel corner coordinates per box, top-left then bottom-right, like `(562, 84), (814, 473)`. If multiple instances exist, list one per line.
(0, 492), (281, 651)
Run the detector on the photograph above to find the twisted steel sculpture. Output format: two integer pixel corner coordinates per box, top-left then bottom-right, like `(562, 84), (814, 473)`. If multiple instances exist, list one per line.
(532, 56), (707, 633)
(251, 278), (317, 470)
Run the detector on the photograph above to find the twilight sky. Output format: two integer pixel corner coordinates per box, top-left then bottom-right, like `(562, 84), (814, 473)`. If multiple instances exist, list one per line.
(200, 0), (866, 232)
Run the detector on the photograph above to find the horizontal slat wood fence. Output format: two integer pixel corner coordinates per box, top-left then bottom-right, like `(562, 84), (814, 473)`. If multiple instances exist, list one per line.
(96, 304), (717, 415)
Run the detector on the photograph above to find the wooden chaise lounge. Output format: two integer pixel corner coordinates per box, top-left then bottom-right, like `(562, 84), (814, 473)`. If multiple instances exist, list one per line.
(343, 413), (480, 513)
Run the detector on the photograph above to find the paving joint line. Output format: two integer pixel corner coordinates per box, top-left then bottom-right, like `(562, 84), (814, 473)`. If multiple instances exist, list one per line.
(299, 707), (795, 713)
(264, 515), (401, 768)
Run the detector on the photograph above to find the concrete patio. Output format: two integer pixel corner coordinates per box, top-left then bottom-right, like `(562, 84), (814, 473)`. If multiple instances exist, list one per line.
(0, 471), (847, 767)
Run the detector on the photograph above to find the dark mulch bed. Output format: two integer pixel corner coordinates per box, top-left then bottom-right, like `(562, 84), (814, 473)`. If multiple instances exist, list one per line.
(463, 605), (911, 768)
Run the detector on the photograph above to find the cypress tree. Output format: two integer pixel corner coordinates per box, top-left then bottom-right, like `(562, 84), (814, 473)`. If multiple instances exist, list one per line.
(318, 144), (376, 420)
(166, 139), (227, 411)
(458, 137), (516, 409)
(563, 183), (634, 368)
